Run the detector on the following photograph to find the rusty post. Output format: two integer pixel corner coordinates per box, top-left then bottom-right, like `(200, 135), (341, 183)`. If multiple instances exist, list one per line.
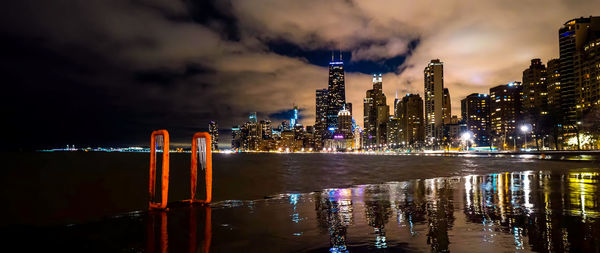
(189, 132), (212, 203)
(149, 129), (170, 209)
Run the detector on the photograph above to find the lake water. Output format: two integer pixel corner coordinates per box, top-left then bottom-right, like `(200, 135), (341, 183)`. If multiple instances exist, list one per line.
(3, 152), (600, 252)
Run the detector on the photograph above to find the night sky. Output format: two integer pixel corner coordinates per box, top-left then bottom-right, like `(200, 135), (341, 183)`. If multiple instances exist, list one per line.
(1, 0), (596, 150)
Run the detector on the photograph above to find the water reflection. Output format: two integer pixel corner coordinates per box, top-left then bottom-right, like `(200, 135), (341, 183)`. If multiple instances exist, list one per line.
(72, 170), (600, 252)
(312, 170), (600, 252)
(146, 205), (212, 253)
(315, 188), (355, 252)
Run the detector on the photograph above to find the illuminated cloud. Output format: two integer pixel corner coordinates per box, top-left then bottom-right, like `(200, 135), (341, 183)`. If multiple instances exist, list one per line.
(2, 0), (597, 147)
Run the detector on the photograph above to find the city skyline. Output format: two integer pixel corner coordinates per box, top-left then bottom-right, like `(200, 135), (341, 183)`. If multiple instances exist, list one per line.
(2, 0), (599, 149)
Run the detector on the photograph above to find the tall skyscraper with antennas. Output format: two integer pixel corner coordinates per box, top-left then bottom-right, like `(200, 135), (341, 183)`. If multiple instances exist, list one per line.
(325, 53), (346, 138)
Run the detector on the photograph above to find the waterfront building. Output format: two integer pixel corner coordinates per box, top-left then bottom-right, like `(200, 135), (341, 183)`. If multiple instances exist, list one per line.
(387, 117), (401, 146)
(522, 59), (548, 116)
(337, 106), (353, 139)
(249, 112), (257, 123)
(260, 120), (272, 140)
(424, 59), (445, 144)
(546, 59), (562, 115)
(444, 116), (462, 148)
(231, 125), (242, 150)
(442, 88), (451, 125)
(290, 106), (299, 128)
(208, 121), (219, 151)
(326, 59), (346, 137)
(490, 82), (522, 149)
(397, 94), (425, 146)
(559, 16), (600, 124)
(363, 74), (389, 146)
(580, 37), (600, 115)
(461, 93), (491, 146)
(315, 88), (329, 149)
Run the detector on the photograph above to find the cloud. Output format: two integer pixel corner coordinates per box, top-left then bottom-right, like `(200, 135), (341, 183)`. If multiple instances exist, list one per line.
(2, 0), (597, 148)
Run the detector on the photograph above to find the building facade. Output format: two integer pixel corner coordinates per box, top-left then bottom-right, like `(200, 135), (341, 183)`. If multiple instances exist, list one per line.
(363, 74), (389, 147)
(461, 93), (491, 146)
(397, 94), (424, 147)
(558, 16), (600, 124)
(326, 60), (346, 136)
(489, 82), (522, 149)
(424, 59), (445, 143)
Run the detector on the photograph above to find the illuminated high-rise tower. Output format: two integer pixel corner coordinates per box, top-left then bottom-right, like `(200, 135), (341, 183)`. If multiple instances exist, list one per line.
(424, 59), (444, 143)
(290, 105), (299, 128)
(442, 88), (451, 124)
(461, 93), (490, 146)
(326, 57), (346, 136)
(208, 121), (219, 151)
(558, 16), (600, 123)
(315, 89), (329, 149)
(363, 74), (389, 146)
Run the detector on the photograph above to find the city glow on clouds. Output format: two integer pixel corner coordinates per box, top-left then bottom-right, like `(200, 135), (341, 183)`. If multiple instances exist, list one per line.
(3, 0), (597, 145)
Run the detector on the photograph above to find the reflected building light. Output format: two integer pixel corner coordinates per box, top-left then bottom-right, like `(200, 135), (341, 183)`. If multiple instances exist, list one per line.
(465, 175), (473, 208)
(497, 173), (506, 221)
(513, 227), (524, 250)
(523, 171), (533, 213)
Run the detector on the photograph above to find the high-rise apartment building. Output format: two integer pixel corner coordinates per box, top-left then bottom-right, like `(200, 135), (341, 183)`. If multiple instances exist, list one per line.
(208, 121), (218, 151)
(259, 120), (272, 140)
(337, 107), (353, 139)
(424, 59), (444, 142)
(397, 94), (424, 145)
(558, 16), (600, 123)
(442, 88), (451, 125)
(315, 89), (329, 148)
(461, 93), (490, 146)
(489, 82), (522, 147)
(580, 37), (600, 113)
(546, 59), (562, 115)
(363, 74), (389, 146)
(522, 59), (548, 116)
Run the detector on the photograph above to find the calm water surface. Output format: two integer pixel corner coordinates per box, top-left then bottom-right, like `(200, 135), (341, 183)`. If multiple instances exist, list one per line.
(3, 152), (600, 252)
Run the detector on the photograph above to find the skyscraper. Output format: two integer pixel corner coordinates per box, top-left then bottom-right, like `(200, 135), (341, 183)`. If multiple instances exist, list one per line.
(522, 59), (548, 115)
(260, 120), (272, 139)
(231, 125), (242, 150)
(208, 121), (218, 151)
(363, 74), (389, 146)
(290, 105), (299, 128)
(249, 112), (258, 123)
(490, 82), (522, 148)
(315, 88), (329, 149)
(442, 88), (451, 124)
(326, 59), (346, 135)
(579, 36), (600, 114)
(398, 94), (424, 146)
(337, 106), (353, 139)
(424, 59), (444, 143)
(558, 16), (600, 124)
(546, 59), (562, 115)
(461, 93), (490, 146)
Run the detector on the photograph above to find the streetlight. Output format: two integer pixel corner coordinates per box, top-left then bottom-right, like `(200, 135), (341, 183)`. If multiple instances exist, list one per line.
(509, 136), (516, 151)
(520, 125), (529, 151)
(461, 132), (472, 151)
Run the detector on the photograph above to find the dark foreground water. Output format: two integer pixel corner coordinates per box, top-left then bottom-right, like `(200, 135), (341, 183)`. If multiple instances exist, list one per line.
(3, 152), (600, 252)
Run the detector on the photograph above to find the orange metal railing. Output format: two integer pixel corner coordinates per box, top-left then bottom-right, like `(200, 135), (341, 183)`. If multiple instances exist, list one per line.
(149, 129), (170, 210)
(189, 132), (212, 204)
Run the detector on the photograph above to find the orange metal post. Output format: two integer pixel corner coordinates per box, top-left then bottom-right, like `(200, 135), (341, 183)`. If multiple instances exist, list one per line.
(189, 132), (212, 203)
(149, 129), (170, 209)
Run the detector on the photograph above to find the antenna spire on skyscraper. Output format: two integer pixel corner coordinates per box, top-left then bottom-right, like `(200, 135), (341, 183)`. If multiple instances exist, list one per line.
(331, 51), (334, 61)
(339, 48), (342, 61)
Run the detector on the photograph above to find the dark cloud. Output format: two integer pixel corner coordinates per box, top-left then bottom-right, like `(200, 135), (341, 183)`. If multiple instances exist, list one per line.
(1, 0), (597, 150)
